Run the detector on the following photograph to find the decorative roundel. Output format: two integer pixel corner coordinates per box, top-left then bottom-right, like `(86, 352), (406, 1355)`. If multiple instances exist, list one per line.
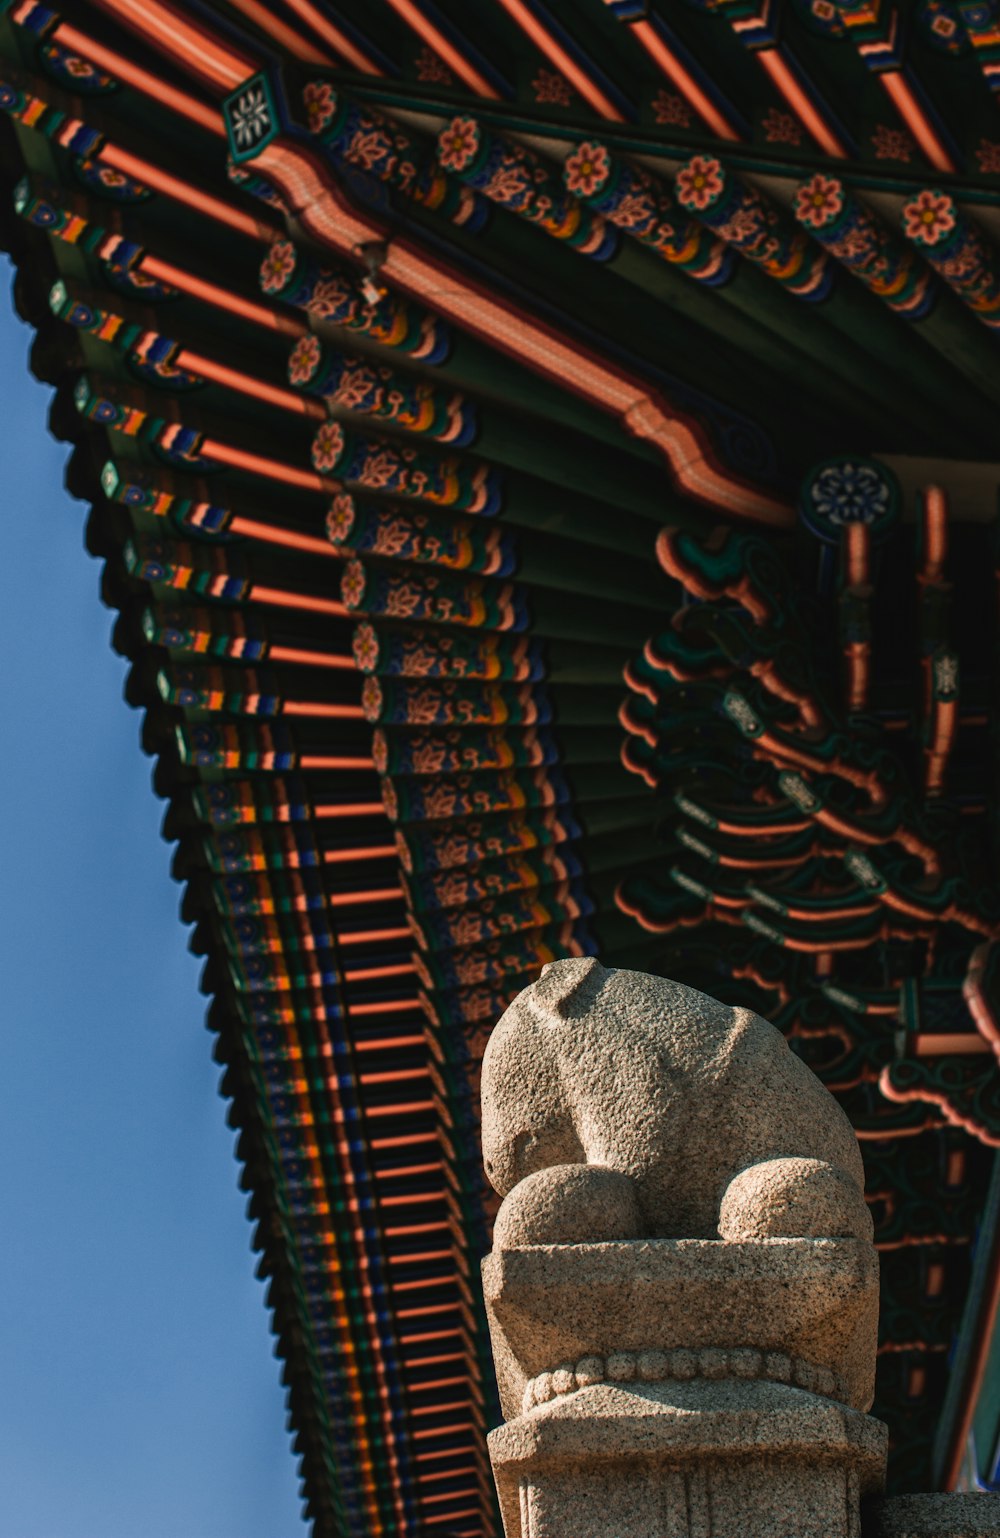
(66, 300), (96, 330)
(138, 554), (168, 582)
(203, 782), (239, 812)
(798, 456), (901, 544)
(352, 622), (380, 673)
(362, 675), (383, 721)
(73, 156), (151, 202)
(21, 194), (58, 227)
(92, 397), (124, 424)
(158, 623), (191, 648)
(326, 494), (357, 547)
(917, 0), (971, 54)
(789, 0), (847, 38)
(38, 42), (119, 93)
(288, 333), (323, 387)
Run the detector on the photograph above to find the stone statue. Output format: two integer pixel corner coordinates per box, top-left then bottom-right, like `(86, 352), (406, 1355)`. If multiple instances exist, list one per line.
(480, 960), (1000, 1538)
(482, 955), (872, 1248)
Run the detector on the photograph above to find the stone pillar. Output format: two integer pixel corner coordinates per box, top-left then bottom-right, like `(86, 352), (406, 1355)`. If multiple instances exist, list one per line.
(484, 1238), (885, 1538)
(479, 960), (887, 1538)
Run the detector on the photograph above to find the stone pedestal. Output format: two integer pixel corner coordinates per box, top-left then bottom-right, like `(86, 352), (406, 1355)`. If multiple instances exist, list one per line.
(490, 1377), (886, 1538)
(484, 1238), (885, 1538)
(484, 1237), (879, 1419)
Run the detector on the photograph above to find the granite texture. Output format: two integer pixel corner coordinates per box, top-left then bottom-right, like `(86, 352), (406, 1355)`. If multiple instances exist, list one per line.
(484, 1236), (879, 1417)
(489, 1379), (886, 1538)
(492, 1164), (641, 1249)
(868, 1495), (1000, 1538)
(719, 1155), (872, 1241)
(481, 958), (871, 1242)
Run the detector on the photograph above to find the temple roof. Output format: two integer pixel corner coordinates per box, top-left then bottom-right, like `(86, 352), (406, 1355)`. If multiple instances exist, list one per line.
(3, 0), (1000, 1530)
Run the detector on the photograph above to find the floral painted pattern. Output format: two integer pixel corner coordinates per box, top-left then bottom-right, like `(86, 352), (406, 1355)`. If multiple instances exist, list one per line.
(479, 155), (532, 207)
(313, 427), (501, 512)
(386, 765), (569, 829)
(349, 125), (415, 185)
(303, 354), (473, 442)
(564, 150), (732, 284)
(352, 623), (379, 672)
(564, 142), (611, 199)
(227, 80), (273, 157)
(792, 179), (933, 318)
(303, 81), (336, 134)
(407, 853), (566, 915)
(341, 560), (367, 610)
(903, 190), (956, 246)
(611, 191), (659, 230)
(330, 362), (383, 413)
(676, 160), (830, 300)
(324, 496), (509, 573)
(790, 0), (846, 38)
(305, 276), (353, 319)
(871, 124), (915, 163)
(380, 778), (399, 821)
(675, 155), (724, 211)
(260, 240), (296, 294)
(437, 117), (479, 173)
(75, 158), (150, 201)
(39, 43), (117, 94)
(380, 725), (542, 778)
(532, 69), (573, 107)
(761, 108), (802, 146)
(314, 98), (422, 199)
(901, 195), (1000, 328)
(311, 420), (345, 472)
(441, 125), (616, 260)
(337, 557), (524, 631)
(400, 816), (543, 877)
(325, 494), (357, 546)
(368, 678), (543, 729)
(414, 45), (454, 84)
(651, 90), (692, 128)
(258, 247), (451, 362)
(415, 883), (585, 951)
(288, 334), (321, 385)
(977, 140), (1000, 175)
(361, 676), (384, 720)
(806, 461), (895, 533)
(794, 174), (844, 230)
(918, 0), (967, 54)
(355, 624), (536, 682)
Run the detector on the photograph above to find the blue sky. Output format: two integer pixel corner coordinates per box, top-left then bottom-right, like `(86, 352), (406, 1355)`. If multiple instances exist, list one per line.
(0, 271), (305, 1534)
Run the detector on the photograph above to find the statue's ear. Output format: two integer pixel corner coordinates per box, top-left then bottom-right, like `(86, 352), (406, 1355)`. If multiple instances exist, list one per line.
(532, 956), (611, 1022)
